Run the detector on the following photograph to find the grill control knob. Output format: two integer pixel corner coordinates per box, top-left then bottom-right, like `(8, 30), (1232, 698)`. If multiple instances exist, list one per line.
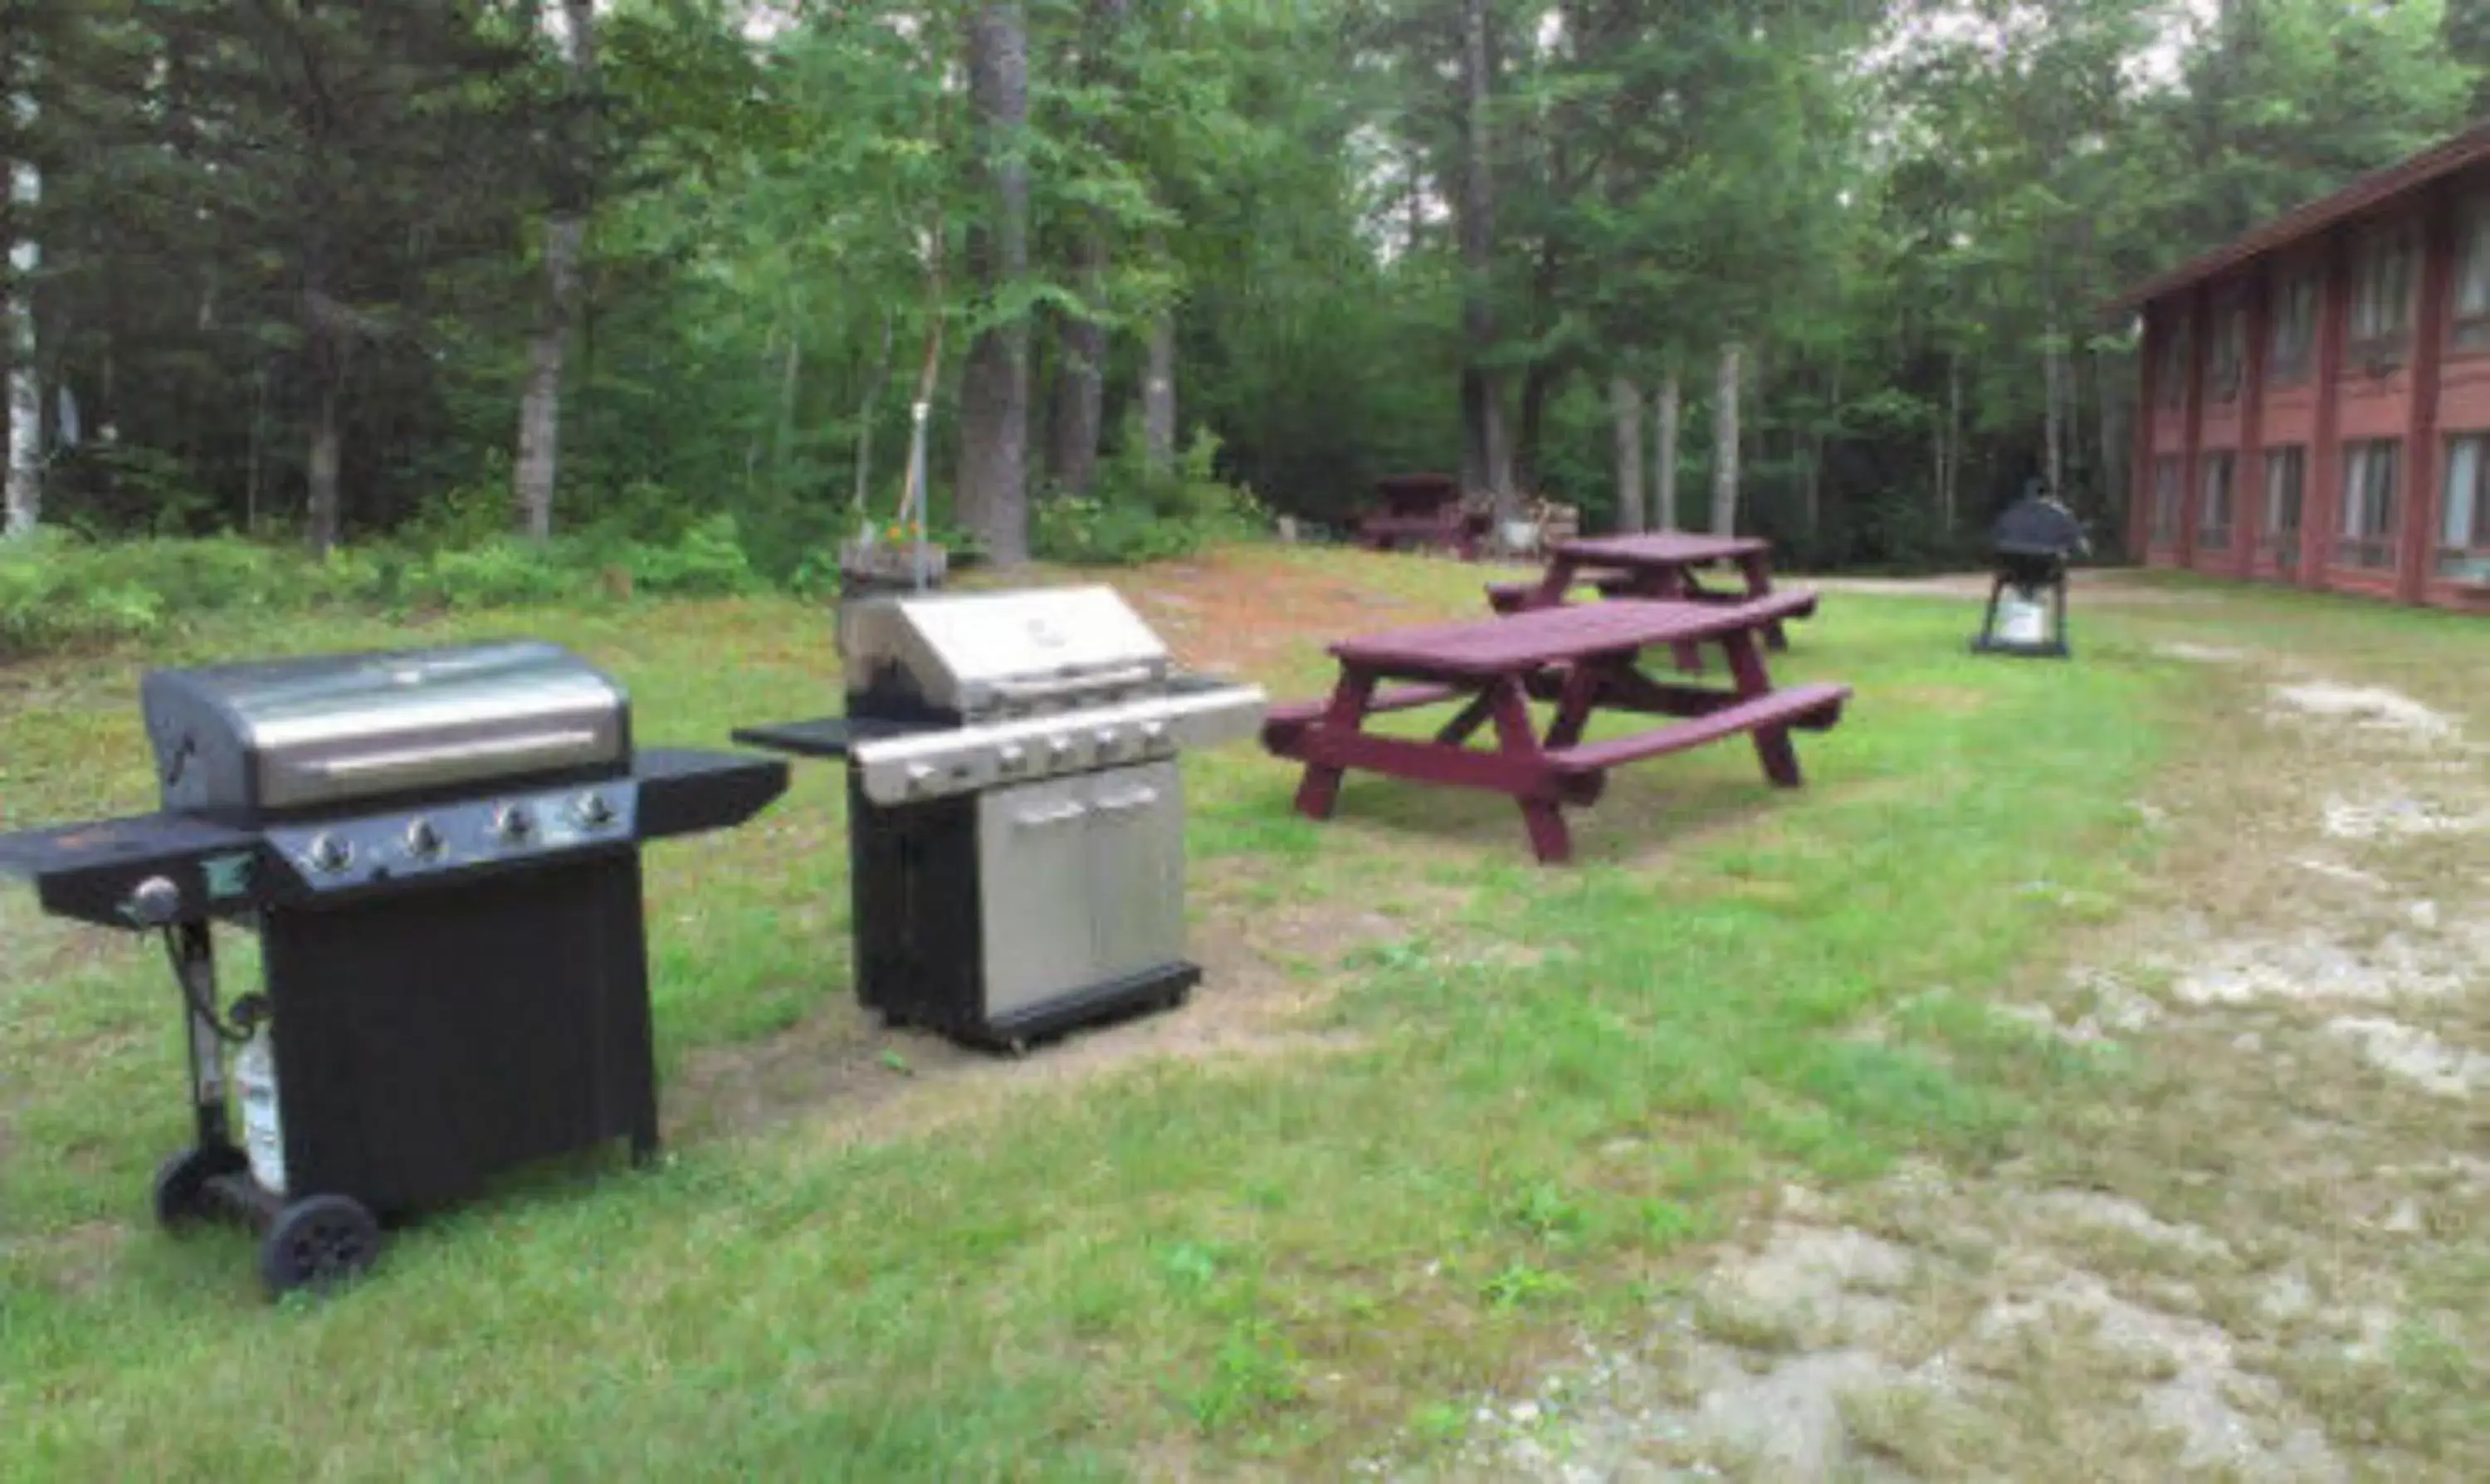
(403, 818), (444, 859)
(1139, 720), (1170, 751)
(308, 832), (354, 873)
(1046, 734), (1078, 765)
(573, 791), (615, 828)
(997, 744), (1029, 773)
(491, 803), (535, 844)
(903, 763), (938, 794)
(1092, 726), (1121, 756)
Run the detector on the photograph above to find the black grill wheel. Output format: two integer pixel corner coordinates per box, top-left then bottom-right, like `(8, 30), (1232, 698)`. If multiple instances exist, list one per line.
(258, 1193), (383, 1300)
(150, 1145), (248, 1232)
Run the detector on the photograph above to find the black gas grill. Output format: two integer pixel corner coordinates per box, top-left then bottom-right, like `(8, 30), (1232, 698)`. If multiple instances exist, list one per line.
(0, 641), (788, 1296)
(1971, 481), (2089, 660)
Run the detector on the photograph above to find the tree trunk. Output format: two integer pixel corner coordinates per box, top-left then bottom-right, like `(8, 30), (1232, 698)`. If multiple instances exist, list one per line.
(3, 89), (40, 539)
(1807, 358), (1842, 539)
(1142, 309), (1176, 475)
(1609, 373), (1643, 532)
(2096, 349), (2126, 534)
(1515, 359), (1556, 496)
(1653, 372), (1680, 530)
(306, 377), (342, 557)
(2042, 313), (2065, 500)
(1458, 0), (1514, 518)
(1046, 232), (1107, 496)
(956, 2), (1033, 564)
(513, 0), (598, 543)
(1710, 342), (1742, 535)
(1941, 349), (1961, 535)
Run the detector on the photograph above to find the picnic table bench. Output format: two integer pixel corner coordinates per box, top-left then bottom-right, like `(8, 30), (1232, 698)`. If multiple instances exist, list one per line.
(1262, 594), (1850, 865)
(1487, 531), (1802, 656)
(1356, 472), (1487, 560)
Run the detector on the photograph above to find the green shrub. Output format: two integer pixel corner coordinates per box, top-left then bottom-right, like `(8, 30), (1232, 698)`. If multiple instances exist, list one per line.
(1033, 422), (1270, 566)
(618, 513), (760, 597)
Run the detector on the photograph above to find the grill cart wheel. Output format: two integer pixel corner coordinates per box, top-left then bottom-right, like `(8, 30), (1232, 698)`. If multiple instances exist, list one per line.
(258, 1194), (383, 1299)
(151, 1145), (247, 1232)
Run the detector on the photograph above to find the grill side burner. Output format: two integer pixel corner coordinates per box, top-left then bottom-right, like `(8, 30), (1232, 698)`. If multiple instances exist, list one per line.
(0, 640), (790, 1298)
(736, 584), (1267, 1052)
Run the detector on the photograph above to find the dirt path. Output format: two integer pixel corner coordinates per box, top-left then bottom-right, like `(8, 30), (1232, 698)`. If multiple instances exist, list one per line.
(1379, 637), (2489, 1482)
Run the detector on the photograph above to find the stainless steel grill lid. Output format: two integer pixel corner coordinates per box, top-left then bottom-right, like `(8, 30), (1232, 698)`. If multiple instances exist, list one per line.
(839, 586), (1173, 717)
(143, 641), (631, 819)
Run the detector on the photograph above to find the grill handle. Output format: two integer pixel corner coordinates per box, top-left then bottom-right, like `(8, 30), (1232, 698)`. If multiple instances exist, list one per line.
(303, 728), (604, 787)
(1092, 787), (1160, 815)
(1012, 801), (1090, 829)
(986, 666), (1159, 706)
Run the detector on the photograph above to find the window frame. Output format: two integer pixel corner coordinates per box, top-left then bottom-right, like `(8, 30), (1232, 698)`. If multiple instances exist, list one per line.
(2336, 438), (2402, 571)
(2441, 432), (2490, 581)
(2154, 316), (2192, 409)
(2268, 270), (2318, 385)
(2196, 452), (2236, 550)
(2454, 195), (2490, 354)
(2348, 227), (2416, 359)
(2207, 292), (2247, 400)
(2151, 456), (2183, 546)
(2263, 446), (2306, 569)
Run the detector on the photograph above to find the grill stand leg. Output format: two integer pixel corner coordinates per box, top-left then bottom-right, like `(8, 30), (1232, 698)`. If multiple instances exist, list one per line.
(173, 921), (236, 1155)
(151, 921), (252, 1233)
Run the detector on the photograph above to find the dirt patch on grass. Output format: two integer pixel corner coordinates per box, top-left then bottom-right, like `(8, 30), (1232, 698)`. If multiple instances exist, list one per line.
(669, 862), (1460, 1149)
(1389, 624), (2490, 1480)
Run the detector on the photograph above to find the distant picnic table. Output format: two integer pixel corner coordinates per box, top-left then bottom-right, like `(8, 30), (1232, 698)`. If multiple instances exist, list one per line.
(1355, 472), (1488, 560)
(1261, 592), (1847, 864)
(1487, 530), (1801, 652)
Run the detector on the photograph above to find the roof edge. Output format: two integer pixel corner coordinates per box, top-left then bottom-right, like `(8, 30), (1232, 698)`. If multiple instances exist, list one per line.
(2103, 118), (2490, 317)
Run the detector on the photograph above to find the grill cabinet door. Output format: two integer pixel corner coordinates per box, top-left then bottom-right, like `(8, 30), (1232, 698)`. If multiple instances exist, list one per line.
(976, 777), (1102, 1018)
(1082, 762), (1186, 984)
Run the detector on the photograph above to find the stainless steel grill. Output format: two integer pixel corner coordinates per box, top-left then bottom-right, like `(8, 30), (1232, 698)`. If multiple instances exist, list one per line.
(0, 640), (788, 1297)
(738, 583), (1267, 1051)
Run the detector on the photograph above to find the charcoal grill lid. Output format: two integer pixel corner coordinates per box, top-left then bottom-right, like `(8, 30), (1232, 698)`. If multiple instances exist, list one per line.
(1991, 496), (2085, 555)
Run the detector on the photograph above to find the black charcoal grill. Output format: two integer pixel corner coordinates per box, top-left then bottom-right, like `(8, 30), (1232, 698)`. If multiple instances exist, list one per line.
(1971, 481), (2089, 660)
(0, 641), (788, 1296)
(735, 585), (1267, 1052)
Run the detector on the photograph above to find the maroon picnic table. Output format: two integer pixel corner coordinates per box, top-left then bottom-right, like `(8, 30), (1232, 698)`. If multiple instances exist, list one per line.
(1487, 531), (1800, 655)
(1357, 472), (1487, 560)
(1261, 593), (1848, 865)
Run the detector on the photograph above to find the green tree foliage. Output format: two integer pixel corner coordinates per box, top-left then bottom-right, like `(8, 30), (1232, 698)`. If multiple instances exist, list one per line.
(1, 0), (2480, 577)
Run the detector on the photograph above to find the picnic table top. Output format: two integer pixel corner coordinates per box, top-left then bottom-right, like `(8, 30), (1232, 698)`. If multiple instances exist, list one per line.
(1329, 597), (1789, 678)
(1552, 530), (1767, 566)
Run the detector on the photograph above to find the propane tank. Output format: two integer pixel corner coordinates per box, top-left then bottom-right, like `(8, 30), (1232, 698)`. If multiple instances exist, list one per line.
(1997, 591), (2049, 647)
(235, 1028), (288, 1196)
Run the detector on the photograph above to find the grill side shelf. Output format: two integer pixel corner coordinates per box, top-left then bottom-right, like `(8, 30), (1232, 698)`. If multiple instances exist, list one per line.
(730, 715), (944, 760)
(0, 813), (266, 929)
(634, 747), (793, 839)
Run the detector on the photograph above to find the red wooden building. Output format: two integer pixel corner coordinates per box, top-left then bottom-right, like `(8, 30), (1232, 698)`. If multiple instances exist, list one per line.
(2114, 124), (2490, 613)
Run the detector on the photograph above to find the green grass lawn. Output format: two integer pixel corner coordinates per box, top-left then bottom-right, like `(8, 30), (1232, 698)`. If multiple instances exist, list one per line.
(0, 548), (2209, 1477)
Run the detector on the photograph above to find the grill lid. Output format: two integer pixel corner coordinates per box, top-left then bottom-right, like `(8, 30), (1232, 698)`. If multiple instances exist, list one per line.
(144, 640), (630, 820)
(840, 586), (1172, 718)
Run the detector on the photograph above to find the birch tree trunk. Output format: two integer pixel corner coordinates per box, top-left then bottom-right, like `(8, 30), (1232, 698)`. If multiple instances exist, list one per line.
(4, 90), (40, 539)
(1709, 342), (1742, 535)
(956, 1), (1033, 564)
(1941, 350), (1962, 534)
(1142, 302), (1176, 476)
(1653, 373), (1681, 530)
(1609, 374), (1644, 532)
(513, 0), (597, 543)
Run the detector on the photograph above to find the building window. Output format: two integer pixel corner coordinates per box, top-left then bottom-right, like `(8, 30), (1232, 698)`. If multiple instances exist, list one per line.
(2349, 229), (2414, 355)
(2208, 296), (2246, 400)
(2337, 438), (2401, 570)
(2456, 199), (2490, 354)
(2151, 456), (2182, 546)
(2263, 447), (2305, 569)
(2154, 320), (2190, 408)
(2197, 452), (2235, 550)
(2444, 433), (2490, 581)
(2269, 271), (2318, 383)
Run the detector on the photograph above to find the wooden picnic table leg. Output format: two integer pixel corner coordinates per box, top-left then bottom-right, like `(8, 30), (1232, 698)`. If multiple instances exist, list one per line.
(1738, 551), (1789, 650)
(1721, 627), (1803, 788)
(1291, 667), (1378, 821)
(1487, 678), (1573, 864)
(1639, 565), (1707, 676)
(1540, 657), (1607, 750)
(1525, 554), (1578, 611)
